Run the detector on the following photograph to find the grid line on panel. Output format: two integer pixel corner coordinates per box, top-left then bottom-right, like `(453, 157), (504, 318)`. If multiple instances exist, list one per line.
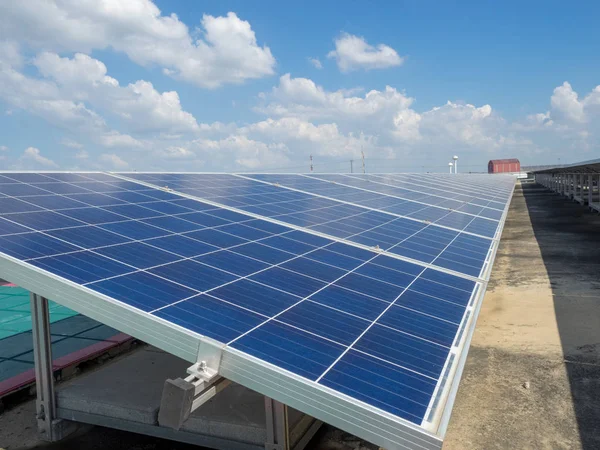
(144, 206), (419, 314)
(234, 173), (499, 240)
(223, 215), (470, 381)
(299, 175), (504, 239)
(227, 175), (499, 276)
(114, 173), (488, 280)
(86, 207), (398, 309)
(0, 172), (510, 284)
(299, 173), (503, 220)
(19, 195), (375, 264)
(314, 210), (477, 383)
(309, 173), (505, 215)
(379, 174), (512, 205)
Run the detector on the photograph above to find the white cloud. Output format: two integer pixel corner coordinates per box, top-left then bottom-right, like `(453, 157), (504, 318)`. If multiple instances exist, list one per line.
(327, 33), (403, 72)
(61, 138), (83, 149)
(20, 147), (58, 168)
(308, 57), (323, 69)
(156, 146), (195, 159)
(194, 135), (290, 170)
(75, 150), (89, 160)
(551, 82), (586, 123)
(252, 75), (540, 168)
(100, 153), (129, 169)
(33, 52), (199, 133)
(258, 74), (413, 124)
(0, 2), (275, 88)
(416, 101), (498, 147)
(0, 41), (22, 68)
(98, 131), (143, 148)
(34, 52), (114, 89)
(0, 53), (107, 133)
(0, 145), (9, 151)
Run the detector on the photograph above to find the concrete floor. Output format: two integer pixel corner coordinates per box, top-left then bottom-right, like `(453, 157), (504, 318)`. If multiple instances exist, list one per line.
(444, 182), (600, 449)
(1, 182), (599, 450)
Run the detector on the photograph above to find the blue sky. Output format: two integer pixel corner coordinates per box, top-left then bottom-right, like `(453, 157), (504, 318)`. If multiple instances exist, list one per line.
(0, 0), (599, 172)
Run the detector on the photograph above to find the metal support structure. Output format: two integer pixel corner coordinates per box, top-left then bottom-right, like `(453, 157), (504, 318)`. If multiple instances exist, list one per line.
(537, 172), (600, 214)
(361, 150), (365, 174)
(30, 293), (74, 441)
(31, 293), (56, 437)
(264, 397), (289, 450)
(158, 361), (230, 430)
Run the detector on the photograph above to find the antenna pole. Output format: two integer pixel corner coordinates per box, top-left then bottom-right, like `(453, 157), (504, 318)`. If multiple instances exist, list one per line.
(350, 159), (354, 173)
(361, 150), (365, 174)
(310, 155), (313, 173)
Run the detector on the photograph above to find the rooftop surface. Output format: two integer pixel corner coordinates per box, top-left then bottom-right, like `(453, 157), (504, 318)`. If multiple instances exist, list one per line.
(445, 182), (600, 449)
(0, 181), (598, 449)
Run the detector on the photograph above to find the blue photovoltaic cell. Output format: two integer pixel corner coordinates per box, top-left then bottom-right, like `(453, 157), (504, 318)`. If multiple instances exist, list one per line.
(335, 273), (406, 302)
(353, 324), (448, 378)
(209, 280), (298, 316)
(154, 294), (263, 343)
(281, 257), (347, 283)
(0, 171), (514, 430)
(319, 350), (436, 423)
(0, 198), (42, 213)
(310, 285), (387, 320)
(0, 218), (30, 236)
(99, 221), (169, 240)
(29, 251), (132, 284)
(47, 226), (132, 248)
(378, 306), (459, 347)
(278, 300), (370, 345)
(141, 216), (203, 233)
(144, 235), (218, 258)
(90, 271), (196, 312)
(96, 242), (181, 268)
(250, 267), (326, 298)
(195, 250), (269, 277)
(0, 232), (79, 260)
(149, 260), (237, 292)
(230, 321), (344, 380)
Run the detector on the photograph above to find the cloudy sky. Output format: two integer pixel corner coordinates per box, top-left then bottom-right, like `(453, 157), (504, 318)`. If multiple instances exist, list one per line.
(0, 0), (599, 173)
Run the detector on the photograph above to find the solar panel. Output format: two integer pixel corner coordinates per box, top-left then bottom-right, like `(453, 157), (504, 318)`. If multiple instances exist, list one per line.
(123, 173), (502, 278)
(0, 171), (515, 450)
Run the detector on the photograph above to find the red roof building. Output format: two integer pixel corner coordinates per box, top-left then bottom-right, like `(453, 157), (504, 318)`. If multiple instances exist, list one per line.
(488, 158), (520, 174)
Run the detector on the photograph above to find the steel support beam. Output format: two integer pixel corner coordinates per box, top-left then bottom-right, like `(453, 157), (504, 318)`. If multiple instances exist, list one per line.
(30, 293), (75, 441)
(265, 397), (290, 450)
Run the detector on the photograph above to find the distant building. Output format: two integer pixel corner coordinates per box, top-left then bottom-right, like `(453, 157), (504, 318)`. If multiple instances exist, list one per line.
(488, 158), (520, 173)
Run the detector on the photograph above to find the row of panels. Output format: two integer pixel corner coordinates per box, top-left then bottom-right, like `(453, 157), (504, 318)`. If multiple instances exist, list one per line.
(125, 173), (501, 276)
(0, 171), (485, 426)
(126, 173), (504, 239)
(363, 173), (514, 204)
(1, 176), (489, 278)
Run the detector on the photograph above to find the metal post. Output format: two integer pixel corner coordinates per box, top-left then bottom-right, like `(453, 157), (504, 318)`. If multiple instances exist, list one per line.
(350, 159), (353, 173)
(265, 397), (289, 450)
(361, 150), (365, 174)
(30, 293), (57, 439)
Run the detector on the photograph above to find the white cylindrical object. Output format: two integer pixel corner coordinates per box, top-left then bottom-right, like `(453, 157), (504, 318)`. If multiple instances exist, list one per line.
(453, 155), (458, 174)
(449, 162), (454, 173)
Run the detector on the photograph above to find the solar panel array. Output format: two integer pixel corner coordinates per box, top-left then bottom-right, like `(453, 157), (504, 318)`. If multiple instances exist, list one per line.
(0, 171), (515, 449)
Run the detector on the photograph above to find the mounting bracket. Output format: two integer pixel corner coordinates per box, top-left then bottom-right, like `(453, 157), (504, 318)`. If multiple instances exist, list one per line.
(158, 337), (229, 430)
